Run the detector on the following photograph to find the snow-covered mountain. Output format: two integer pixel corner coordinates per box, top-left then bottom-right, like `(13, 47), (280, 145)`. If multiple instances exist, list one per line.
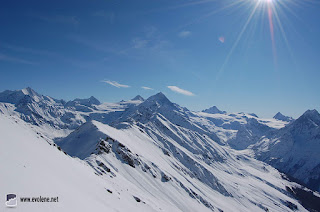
(202, 106), (226, 114)
(131, 95), (145, 101)
(190, 111), (287, 147)
(65, 96), (101, 110)
(58, 118), (308, 211)
(253, 109), (320, 193)
(273, 112), (294, 122)
(0, 113), (185, 212)
(2, 87), (320, 211)
(0, 87), (143, 139)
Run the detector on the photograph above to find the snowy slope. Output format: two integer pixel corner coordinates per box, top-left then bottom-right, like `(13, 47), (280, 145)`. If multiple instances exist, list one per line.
(0, 87), (143, 140)
(3, 108), (309, 211)
(0, 87), (288, 146)
(253, 109), (320, 192)
(2, 87), (320, 211)
(190, 111), (288, 148)
(0, 113), (165, 212)
(59, 119), (307, 211)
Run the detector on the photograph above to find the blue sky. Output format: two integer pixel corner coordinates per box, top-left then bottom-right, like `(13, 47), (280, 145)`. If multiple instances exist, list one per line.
(0, 0), (319, 118)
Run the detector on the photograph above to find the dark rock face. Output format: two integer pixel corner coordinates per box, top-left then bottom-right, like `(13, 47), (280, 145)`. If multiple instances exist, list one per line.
(286, 186), (320, 212)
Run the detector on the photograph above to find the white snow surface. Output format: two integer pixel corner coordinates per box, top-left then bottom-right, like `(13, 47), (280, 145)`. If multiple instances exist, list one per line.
(253, 109), (320, 192)
(1, 111), (306, 212)
(0, 114), (172, 212)
(59, 118), (307, 211)
(1, 87), (318, 211)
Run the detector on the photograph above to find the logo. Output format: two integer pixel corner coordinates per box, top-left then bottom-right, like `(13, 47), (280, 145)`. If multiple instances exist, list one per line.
(6, 194), (17, 207)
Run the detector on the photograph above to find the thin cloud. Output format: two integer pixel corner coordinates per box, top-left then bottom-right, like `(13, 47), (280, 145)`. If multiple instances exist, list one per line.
(141, 86), (153, 90)
(178, 30), (191, 38)
(103, 80), (130, 88)
(167, 86), (195, 96)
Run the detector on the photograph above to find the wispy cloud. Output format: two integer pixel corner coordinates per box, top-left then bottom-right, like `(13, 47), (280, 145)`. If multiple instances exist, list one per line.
(0, 53), (36, 65)
(103, 80), (130, 88)
(167, 86), (195, 96)
(178, 30), (191, 38)
(141, 86), (153, 90)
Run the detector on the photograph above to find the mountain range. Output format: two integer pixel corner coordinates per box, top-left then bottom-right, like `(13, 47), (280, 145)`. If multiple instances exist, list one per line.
(1, 87), (320, 212)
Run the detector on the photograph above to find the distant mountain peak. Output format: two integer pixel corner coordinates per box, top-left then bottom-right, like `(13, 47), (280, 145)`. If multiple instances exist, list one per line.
(71, 96), (101, 106)
(138, 92), (174, 109)
(302, 109), (319, 117)
(147, 92), (168, 101)
(21, 87), (40, 96)
(297, 109), (320, 125)
(19, 87), (43, 102)
(202, 106), (226, 114)
(273, 112), (293, 122)
(154, 92), (165, 97)
(274, 112), (283, 116)
(22, 86), (34, 93)
(248, 113), (259, 118)
(88, 96), (101, 104)
(131, 95), (144, 101)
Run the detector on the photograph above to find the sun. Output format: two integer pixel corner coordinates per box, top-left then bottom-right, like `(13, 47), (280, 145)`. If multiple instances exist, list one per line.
(169, 0), (314, 77)
(258, 0), (274, 3)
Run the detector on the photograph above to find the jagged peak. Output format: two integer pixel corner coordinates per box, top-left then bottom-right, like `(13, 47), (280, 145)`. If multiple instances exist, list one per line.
(21, 87), (39, 96)
(202, 106), (226, 114)
(273, 112), (293, 122)
(131, 95), (144, 101)
(248, 113), (258, 118)
(294, 109), (320, 126)
(71, 96), (101, 106)
(145, 92), (171, 104)
(20, 87), (43, 102)
(0, 87), (44, 104)
(153, 92), (166, 98)
(302, 109), (319, 117)
(88, 96), (101, 104)
(274, 112), (283, 117)
(135, 92), (175, 110)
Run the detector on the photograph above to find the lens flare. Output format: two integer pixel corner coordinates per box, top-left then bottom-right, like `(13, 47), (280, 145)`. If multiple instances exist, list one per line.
(168, 0), (316, 78)
(216, 0), (312, 78)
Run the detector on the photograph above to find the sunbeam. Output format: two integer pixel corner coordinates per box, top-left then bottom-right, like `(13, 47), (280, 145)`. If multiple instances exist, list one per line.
(214, 0), (318, 78)
(267, 1), (277, 66)
(217, 1), (261, 79)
